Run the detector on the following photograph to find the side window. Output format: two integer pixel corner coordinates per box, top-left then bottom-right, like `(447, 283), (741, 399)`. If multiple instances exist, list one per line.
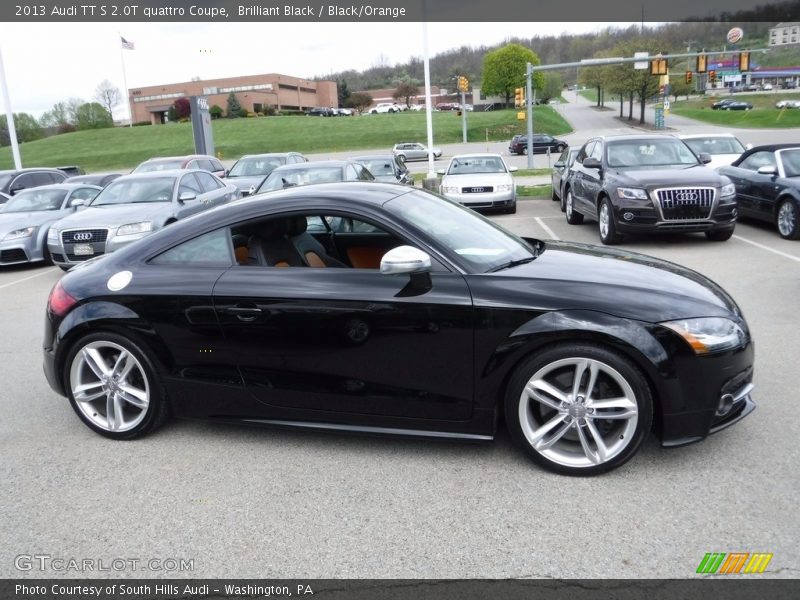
(179, 173), (203, 196)
(577, 142), (595, 164)
(150, 229), (233, 266)
(739, 151), (777, 171)
(210, 159), (224, 173)
(11, 174), (34, 191)
(356, 165), (372, 181)
(31, 172), (52, 186)
(186, 160), (199, 170)
(69, 188), (100, 203)
(196, 172), (223, 192)
(48, 172), (66, 183)
(346, 165), (359, 180)
(590, 142), (603, 161)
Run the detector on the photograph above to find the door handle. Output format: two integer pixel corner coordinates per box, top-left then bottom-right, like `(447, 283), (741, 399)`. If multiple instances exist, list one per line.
(224, 306), (262, 321)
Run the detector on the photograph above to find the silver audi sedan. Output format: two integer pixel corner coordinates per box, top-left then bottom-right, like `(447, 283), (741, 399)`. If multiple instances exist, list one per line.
(47, 170), (239, 270)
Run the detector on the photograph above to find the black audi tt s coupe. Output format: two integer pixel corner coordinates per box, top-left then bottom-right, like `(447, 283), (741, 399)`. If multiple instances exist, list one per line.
(43, 183), (755, 476)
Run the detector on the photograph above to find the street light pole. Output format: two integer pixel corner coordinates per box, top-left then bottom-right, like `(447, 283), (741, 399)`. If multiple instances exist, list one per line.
(0, 46), (22, 169)
(525, 62), (533, 169)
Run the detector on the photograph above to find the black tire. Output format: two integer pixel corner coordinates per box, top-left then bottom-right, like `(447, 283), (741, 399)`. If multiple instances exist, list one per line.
(598, 197), (623, 245)
(776, 198), (800, 240)
(551, 185), (559, 202)
(504, 202), (517, 214)
(504, 343), (653, 476)
(705, 228), (735, 241)
(560, 188), (567, 213)
(565, 189), (584, 224)
(64, 331), (169, 440)
(42, 243), (53, 266)
(556, 144), (566, 152)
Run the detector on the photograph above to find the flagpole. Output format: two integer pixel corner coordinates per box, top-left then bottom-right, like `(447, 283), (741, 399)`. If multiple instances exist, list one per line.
(0, 46), (22, 169)
(119, 34), (132, 127)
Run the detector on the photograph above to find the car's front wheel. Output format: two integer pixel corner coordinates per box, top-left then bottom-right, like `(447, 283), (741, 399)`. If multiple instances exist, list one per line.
(598, 198), (623, 244)
(64, 332), (169, 439)
(565, 189), (584, 224)
(505, 343), (653, 476)
(776, 198), (800, 239)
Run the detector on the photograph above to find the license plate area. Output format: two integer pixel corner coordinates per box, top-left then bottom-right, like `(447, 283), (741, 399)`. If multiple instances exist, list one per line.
(73, 244), (94, 256)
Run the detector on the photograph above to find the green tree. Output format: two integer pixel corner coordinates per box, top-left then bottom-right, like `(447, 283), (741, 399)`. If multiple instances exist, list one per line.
(481, 43), (545, 106)
(539, 72), (563, 103)
(669, 75), (693, 101)
(345, 92), (373, 113)
(392, 82), (420, 108)
(209, 104), (224, 119)
(39, 102), (71, 129)
(337, 79), (351, 108)
(74, 102), (114, 130)
(0, 113), (44, 145)
(605, 39), (663, 124)
(226, 92), (242, 118)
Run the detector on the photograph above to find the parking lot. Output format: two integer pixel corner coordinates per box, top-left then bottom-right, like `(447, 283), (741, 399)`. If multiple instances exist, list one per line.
(1, 195), (797, 579)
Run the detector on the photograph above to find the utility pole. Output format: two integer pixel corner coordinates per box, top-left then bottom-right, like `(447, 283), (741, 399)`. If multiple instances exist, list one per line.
(525, 62), (533, 169)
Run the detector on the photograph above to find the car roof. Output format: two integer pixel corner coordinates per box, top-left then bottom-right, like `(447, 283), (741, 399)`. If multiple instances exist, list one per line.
(449, 153), (504, 159)
(112, 169), (191, 181)
(12, 182), (102, 192)
(139, 155), (216, 164)
(678, 133), (740, 139)
(0, 167), (68, 175)
(351, 154), (396, 160)
(269, 160), (351, 171)
(740, 144), (800, 154)
(237, 153), (301, 160)
(589, 134), (681, 143)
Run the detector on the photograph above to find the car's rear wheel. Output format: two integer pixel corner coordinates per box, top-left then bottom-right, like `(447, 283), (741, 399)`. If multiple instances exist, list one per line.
(505, 343), (653, 476)
(565, 189), (584, 224)
(776, 199), (800, 239)
(551, 185), (559, 201)
(705, 228), (735, 241)
(64, 332), (169, 439)
(598, 198), (623, 244)
(556, 144), (566, 152)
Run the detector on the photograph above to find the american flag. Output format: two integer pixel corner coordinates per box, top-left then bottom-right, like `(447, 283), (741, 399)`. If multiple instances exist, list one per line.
(120, 36), (135, 50)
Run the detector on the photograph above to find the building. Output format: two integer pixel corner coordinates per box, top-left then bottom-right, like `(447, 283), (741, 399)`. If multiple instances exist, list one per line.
(769, 23), (800, 46)
(128, 73), (338, 125)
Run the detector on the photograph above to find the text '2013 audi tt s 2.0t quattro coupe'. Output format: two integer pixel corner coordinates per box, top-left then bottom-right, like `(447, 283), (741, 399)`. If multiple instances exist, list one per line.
(43, 183), (755, 475)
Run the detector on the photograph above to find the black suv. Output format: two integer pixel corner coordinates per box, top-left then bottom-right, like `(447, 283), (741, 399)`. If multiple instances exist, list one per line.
(307, 107), (334, 117)
(0, 168), (68, 202)
(510, 134), (567, 155)
(564, 134), (738, 244)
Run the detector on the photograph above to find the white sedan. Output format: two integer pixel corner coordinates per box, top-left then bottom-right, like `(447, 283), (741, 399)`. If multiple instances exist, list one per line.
(678, 133), (749, 170)
(438, 153), (517, 214)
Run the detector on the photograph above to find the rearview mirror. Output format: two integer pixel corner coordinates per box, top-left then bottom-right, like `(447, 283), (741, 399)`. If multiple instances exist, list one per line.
(582, 157), (602, 170)
(508, 166), (519, 172)
(745, 143), (753, 150)
(553, 160), (565, 168)
(698, 152), (712, 164)
(70, 198), (86, 208)
(178, 191), (196, 202)
(757, 165), (778, 175)
(380, 245), (431, 276)
(436, 169), (445, 175)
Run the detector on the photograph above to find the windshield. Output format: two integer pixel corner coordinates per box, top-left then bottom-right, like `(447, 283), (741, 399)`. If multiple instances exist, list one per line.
(447, 156), (508, 175)
(606, 139), (700, 168)
(133, 160), (184, 173)
(682, 137), (745, 156)
(257, 167), (343, 192)
(229, 156), (287, 177)
(0, 174), (12, 189)
(357, 159), (395, 176)
(2, 188), (66, 212)
(385, 191), (535, 273)
(92, 178), (174, 206)
(781, 149), (800, 177)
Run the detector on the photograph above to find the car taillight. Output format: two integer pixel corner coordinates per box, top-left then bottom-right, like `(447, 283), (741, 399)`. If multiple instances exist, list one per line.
(47, 280), (77, 317)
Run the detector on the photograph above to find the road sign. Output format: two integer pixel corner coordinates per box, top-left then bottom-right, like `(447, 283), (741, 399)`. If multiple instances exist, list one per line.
(634, 52), (649, 70)
(727, 27), (744, 45)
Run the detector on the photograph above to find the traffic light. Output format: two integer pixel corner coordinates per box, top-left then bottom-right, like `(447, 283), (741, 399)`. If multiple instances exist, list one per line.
(739, 51), (750, 72)
(514, 87), (525, 107)
(685, 71), (693, 84)
(696, 53), (707, 73)
(457, 76), (469, 92)
(708, 70), (717, 84)
(650, 58), (668, 76)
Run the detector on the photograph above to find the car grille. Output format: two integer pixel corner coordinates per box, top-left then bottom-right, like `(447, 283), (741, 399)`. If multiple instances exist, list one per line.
(462, 186), (493, 194)
(61, 229), (109, 262)
(0, 248), (27, 263)
(656, 188), (714, 220)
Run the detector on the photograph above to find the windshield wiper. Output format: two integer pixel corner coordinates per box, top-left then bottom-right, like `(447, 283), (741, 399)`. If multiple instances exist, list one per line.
(489, 256), (536, 273)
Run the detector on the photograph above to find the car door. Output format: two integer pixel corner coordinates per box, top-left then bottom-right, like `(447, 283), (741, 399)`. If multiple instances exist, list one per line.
(195, 171), (231, 208)
(571, 141), (595, 209)
(582, 140), (605, 218)
(729, 151), (778, 219)
(174, 173), (208, 219)
(211, 210), (475, 422)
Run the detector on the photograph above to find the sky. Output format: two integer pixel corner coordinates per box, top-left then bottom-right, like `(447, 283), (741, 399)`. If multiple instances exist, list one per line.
(0, 21), (638, 120)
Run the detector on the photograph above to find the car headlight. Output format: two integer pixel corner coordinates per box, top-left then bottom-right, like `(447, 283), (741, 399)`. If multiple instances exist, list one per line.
(720, 183), (736, 197)
(496, 184), (514, 192)
(47, 228), (59, 243)
(616, 187), (649, 200)
(116, 222), (153, 237)
(3, 227), (35, 241)
(441, 186), (459, 194)
(661, 317), (746, 354)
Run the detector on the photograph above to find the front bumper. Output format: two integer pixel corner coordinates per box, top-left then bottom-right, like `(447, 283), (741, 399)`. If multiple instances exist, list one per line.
(48, 233), (144, 268)
(612, 194), (737, 234)
(442, 190), (516, 210)
(0, 238), (41, 265)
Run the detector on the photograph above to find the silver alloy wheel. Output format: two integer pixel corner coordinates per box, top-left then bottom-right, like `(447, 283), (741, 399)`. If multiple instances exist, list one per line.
(517, 357), (639, 468)
(778, 201), (796, 237)
(599, 202), (610, 238)
(69, 340), (150, 432)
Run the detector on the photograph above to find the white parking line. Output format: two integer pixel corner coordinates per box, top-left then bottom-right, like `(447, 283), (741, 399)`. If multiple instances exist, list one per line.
(733, 234), (800, 264)
(0, 268), (57, 290)
(535, 217), (560, 240)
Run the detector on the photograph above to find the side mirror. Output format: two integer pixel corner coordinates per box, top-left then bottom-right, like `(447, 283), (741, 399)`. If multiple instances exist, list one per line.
(70, 198), (86, 208)
(508, 166), (519, 172)
(178, 191), (196, 203)
(224, 169), (230, 176)
(757, 165), (778, 175)
(436, 169), (446, 175)
(582, 157), (602, 170)
(245, 185), (256, 196)
(745, 143), (753, 150)
(698, 152), (712, 164)
(396, 154), (406, 165)
(380, 245), (432, 276)
(9, 185), (24, 195)
(553, 160), (565, 168)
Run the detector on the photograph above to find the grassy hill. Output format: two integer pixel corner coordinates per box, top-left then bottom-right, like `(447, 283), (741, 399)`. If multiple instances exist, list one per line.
(670, 92), (800, 127)
(0, 108), (571, 172)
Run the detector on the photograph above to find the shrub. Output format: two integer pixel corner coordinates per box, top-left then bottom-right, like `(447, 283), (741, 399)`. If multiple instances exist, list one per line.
(209, 104), (224, 119)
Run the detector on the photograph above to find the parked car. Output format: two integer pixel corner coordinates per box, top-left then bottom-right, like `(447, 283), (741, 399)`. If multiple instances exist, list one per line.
(564, 134), (738, 244)
(551, 147), (580, 210)
(718, 144), (800, 239)
(392, 142), (442, 161)
(763, 83), (774, 91)
(0, 192), (9, 205)
(254, 160), (374, 193)
(306, 107), (335, 117)
(351, 155), (413, 185)
(711, 98), (738, 110)
(0, 168), (68, 198)
(508, 134), (524, 154)
(43, 182), (755, 476)
(65, 173), (123, 187)
(56, 166), (86, 177)
(46, 170), (238, 270)
(678, 134), (748, 169)
(721, 101), (753, 111)
(509, 134), (567, 155)
(132, 155), (226, 178)
(226, 153), (308, 196)
(438, 153), (517, 213)
(0, 183), (101, 266)
(744, 84), (761, 92)
(370, 103), (402, 114)
(335, 108), (354, 116)
(775, 99), (800, 109)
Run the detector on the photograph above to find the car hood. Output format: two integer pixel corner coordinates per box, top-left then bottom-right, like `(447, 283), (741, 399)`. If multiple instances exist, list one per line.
(52, 203), (172, 230)
(476, 240), (741, 323)
(608, 165), (726, 188)
(0, 211), (64, 235)
(226, 175), (266, 192)
(442, 173), (513, 187)
(373, 174), (404, 183)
